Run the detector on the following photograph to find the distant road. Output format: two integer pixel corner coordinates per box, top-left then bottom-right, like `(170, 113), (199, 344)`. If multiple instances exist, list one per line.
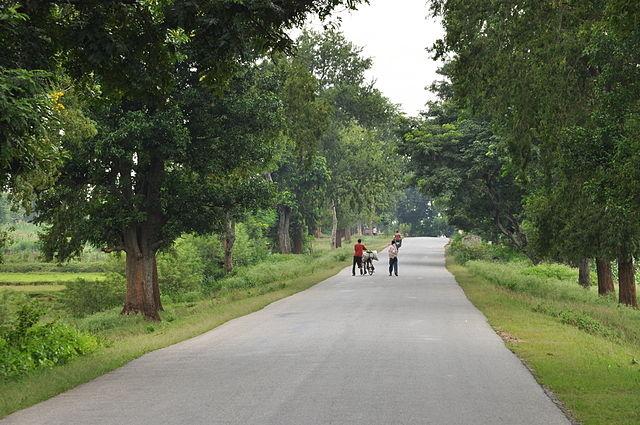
(3, 237), (570, 425)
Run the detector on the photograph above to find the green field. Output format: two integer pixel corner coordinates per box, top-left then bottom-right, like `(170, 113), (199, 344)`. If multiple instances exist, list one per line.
(0, 285), (66, 293)
(0, 272), (106, 285)
(448, 258), (640, 425)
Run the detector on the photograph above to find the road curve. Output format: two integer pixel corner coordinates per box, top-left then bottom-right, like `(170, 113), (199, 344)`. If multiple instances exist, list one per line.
(2, 237), (570, 425)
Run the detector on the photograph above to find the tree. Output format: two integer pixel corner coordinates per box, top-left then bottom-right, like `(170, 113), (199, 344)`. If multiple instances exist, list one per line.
(395, 187), (453, 237)
(0, 4), (94, 212)
(400, 97), (526, 250)
(293, 29), (400, 247)
(270, 56), (330, 254)
(430, 0), (639, 305)
(30, 0), (365, 319)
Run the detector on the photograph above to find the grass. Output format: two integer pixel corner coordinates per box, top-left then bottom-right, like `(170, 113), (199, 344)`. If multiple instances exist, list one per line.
(0, 272), (106, 285)
(0, 285), (65, 293)
(447, 257), (640, 425)
(0, 235), (388, 418)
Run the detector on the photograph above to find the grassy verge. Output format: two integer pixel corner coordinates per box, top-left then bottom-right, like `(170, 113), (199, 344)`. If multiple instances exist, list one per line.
(0, 236), (388, 418)
(447, 258), (640, 425)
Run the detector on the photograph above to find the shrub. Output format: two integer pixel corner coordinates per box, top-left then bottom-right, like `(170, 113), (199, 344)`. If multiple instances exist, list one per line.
(447, 233), (522, 264)
(233, 223), (270, 267)
(0, 291), (25, 329)
(158, 235), (206, 295)
(0, 301), (98, 379)
(60, 273), (125, 317)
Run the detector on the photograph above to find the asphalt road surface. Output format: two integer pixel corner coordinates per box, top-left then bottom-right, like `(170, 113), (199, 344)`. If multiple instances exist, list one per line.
(3, 237), (571, 425)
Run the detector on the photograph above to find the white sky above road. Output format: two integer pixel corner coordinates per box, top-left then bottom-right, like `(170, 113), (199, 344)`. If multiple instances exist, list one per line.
(299, 0), (445, 116)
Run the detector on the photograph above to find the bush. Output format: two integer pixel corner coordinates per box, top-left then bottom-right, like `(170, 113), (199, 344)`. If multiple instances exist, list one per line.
(0, 291), (27, 330)
(447, 233), (521, 264)
(60, 273), (125, 317)
(233, 223), (270, 267)
(0, 301), (98, 379)
(158, 235), (205, 295)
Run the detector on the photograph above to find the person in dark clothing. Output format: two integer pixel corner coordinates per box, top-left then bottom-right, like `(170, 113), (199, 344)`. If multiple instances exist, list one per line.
(353, 239), (367, 276)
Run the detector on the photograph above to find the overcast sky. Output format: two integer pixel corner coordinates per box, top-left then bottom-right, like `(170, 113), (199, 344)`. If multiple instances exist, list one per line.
(302, 0), (445, 116)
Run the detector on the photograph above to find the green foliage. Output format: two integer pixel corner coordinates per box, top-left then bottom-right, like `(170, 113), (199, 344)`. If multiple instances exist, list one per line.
(454, 256), (640, 345)
(521, 264), (577, 282)
(232, 223), (270, 267)
(158, 235), (206, 296)
(59, 274), (125, 317)
(447, 234), (521, 264)
(430, 0), (640, 286)
(0, 299), (98, 379)
(395, 187), (453, 237)
(532, 303), (617, 340)
(399, 97), (525, 249)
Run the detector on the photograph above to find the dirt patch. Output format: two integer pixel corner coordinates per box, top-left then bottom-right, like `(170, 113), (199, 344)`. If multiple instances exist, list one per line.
(496, 329), (522, 344)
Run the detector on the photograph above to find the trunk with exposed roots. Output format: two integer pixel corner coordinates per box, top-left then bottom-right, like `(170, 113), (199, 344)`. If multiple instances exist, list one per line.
(578, 258), (590, 288)
(617, 257), (638, 307)
(122, 228), (162, 321)
(595, 258), (615, 296)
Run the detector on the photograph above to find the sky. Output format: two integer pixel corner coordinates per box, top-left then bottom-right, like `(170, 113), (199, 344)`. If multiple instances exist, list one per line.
(302, 0), (445, 116)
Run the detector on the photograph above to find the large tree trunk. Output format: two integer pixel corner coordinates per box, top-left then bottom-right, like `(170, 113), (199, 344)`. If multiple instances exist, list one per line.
(330, 201), (338, 249)
(222, 212), (235, 273)
(335, 228), (343, 248)
(617, 257), (638, 307)
(122, 227), (161, 321)
(277, 205), (291, 254)
(596, 258), (615, 296)
(291, 217), (305, 254)
(344, 227), (352, 243)
(578, 258), (590, 288)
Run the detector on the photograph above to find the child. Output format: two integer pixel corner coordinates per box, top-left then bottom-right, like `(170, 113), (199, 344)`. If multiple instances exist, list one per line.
(388, 240), (398, 276)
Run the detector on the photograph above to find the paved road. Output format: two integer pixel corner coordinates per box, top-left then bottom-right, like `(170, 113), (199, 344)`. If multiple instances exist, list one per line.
(3, 237), (570, 425)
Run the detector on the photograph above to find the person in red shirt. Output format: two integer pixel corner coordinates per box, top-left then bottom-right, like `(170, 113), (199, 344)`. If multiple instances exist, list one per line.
(353, 239), (367, 276)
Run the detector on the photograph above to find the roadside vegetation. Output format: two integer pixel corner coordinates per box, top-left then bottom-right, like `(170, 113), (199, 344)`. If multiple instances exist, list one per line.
(0, 219), (389, 416)
(447, 236), (640, 425)
(2, 0), (419, 413)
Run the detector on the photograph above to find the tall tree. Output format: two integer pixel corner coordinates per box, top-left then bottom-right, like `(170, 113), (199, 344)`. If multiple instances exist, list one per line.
(400, 97), (526, 250)
(29, 0), (365, 319)
(430, 0), (639, 305)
